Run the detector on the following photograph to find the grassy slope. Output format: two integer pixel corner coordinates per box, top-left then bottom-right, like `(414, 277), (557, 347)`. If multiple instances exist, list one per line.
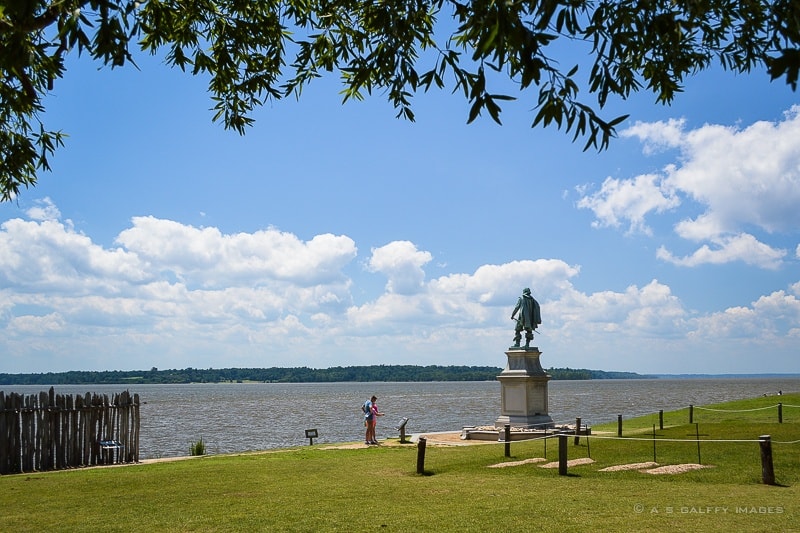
(1, 394), (797, 532)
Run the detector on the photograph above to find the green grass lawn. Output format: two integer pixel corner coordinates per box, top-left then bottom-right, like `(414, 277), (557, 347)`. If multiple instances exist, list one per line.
(1, 393), (797, 532)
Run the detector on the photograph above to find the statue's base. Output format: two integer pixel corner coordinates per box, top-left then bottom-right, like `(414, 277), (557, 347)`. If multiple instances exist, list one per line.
(495, 347), (554, 429)
(494, 413), (554, 429)
(462, 423), (590, 441)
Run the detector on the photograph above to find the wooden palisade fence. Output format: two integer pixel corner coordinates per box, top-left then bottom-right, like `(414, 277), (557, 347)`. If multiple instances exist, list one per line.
(0, 388), (139, 474)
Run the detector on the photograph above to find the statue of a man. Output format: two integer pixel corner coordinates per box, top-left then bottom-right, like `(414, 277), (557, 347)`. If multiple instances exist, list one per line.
(511, 288), (541, 349)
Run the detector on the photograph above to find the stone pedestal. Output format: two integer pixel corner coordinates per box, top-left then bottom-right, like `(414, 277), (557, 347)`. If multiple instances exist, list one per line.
(495, 347), (554, 429)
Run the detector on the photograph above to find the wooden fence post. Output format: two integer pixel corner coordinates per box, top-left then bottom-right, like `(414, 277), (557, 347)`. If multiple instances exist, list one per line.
(543, 430), (547, 457)
(617, 414), (622, 437)
(0, 391), (10, 475)
(504, 424), (511, 458)
(416, 437), (427, 474)
(558, 433), (568, 476)
(659, 410), (664, 430)
(759, 435), (775, 485)
(574, 417), (581, 445)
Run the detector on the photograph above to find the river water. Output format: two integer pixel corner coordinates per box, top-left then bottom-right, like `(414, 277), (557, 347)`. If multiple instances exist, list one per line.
(3, 377), (797, 459)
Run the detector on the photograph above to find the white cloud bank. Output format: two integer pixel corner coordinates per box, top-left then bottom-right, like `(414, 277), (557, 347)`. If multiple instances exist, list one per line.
(577, 107), (800, 269)
(1, 199), (797, 375)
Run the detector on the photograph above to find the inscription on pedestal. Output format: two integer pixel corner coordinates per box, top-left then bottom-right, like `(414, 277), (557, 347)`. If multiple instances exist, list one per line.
(503, 384), (526, 413)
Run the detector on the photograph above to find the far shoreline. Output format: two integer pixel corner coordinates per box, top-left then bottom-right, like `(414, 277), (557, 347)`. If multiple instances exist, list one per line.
(3, 364), (799, 386)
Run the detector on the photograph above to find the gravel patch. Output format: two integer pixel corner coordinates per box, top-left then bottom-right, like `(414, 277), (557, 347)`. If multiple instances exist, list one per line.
(488, 458), (547, 468)
(539, 457), (595, 468)
(599, 462), (658, 472)
(644, 463), (711, 475)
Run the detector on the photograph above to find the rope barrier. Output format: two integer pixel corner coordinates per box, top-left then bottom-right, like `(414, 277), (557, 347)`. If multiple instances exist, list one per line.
(463, 396), (798, 452)
(458, 428), (800, 444)
(573, 434), (763, 444)
(470, 432), (794, 445)
(694, 404), (777, 412)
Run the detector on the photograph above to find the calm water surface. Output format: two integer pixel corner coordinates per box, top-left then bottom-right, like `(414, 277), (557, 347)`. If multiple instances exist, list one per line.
(4, 378), (797, 459)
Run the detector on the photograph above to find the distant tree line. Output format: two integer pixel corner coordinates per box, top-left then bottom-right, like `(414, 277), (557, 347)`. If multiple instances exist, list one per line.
(0, 365), (653, 385)
(547, 368), (654, 380)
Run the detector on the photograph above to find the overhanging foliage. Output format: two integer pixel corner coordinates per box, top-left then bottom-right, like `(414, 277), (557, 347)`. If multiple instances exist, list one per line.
(2, 0), (798, 200)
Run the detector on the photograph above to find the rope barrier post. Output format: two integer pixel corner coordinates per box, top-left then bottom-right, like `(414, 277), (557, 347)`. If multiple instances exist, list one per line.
(778, 403), (782, 423)
(617, 414), (622, 437)
(574, 417), (581, 445)
(659, 409), (664, 430)
(759, 435), (775, 485)
(504, 424), (511, 458)
(689, 404), (693, 424)
(416, 437), (427, 475)
(558, 432), (568, 476)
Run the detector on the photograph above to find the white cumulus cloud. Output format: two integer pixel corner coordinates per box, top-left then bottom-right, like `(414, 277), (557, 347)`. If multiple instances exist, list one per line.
(656, 233), (787, 270)
(367, 241), (432, 295)
(576, 173), (680, 235)
(577, 106), (800, 269)
(116, 216), (357, 288)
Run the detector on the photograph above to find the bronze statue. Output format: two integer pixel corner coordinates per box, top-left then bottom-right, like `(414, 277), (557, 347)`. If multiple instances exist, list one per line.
(511, 288), (541, 348)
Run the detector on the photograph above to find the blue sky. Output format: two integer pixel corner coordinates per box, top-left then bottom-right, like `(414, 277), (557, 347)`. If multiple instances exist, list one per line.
(1, 32), (799, 375)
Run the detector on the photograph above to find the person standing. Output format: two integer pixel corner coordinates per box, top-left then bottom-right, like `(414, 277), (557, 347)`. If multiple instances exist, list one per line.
(369, 396), (384, 444)
(363, 396), (374, 444)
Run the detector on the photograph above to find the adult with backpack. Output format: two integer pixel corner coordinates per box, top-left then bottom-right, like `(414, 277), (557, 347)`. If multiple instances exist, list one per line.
(362, 395), (383, 445)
